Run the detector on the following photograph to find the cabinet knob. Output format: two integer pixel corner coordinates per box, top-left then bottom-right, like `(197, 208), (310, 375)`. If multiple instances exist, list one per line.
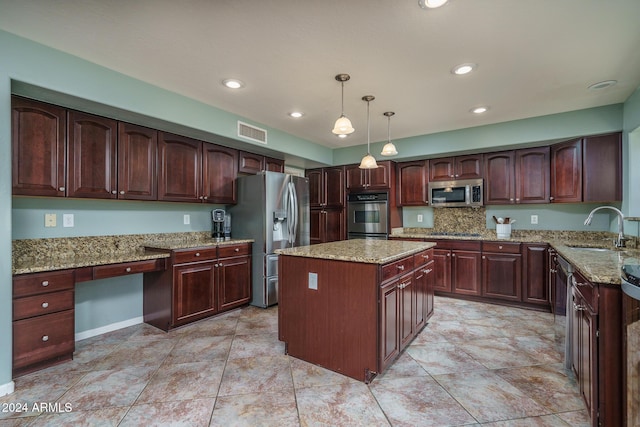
(203, 196), (208, 200)
(447, 253), (450, 257)
(397, 265), (405, 271)
(482, 255), (486, 259)
(112, 190), (117, 194)
(59, 187), (65, 192)
(199, 196), (204, 200)
(235, 248), (240, 252)
(215, 263), (219, 267)
(499, 245), (503, 249)
(41, 281), (49, 287)
(125, 267), (132, 273)
(510, 198), (514, 202)
(218, 263), (223, 267)
(515, 198), (520, 202)
(549, 196), (555, 201)
(452, 253), (456, 257)
(120, 190), (125, 195)
(41, 302), (49, 308)
(422, 255), (429, 259)
(42, 335), (49, 342)
(195, 252), (200, 257)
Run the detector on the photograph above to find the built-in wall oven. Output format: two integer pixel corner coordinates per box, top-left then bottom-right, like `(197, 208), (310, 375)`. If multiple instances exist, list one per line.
(347, 192), (389, 240)
(621, 264), (640, 427)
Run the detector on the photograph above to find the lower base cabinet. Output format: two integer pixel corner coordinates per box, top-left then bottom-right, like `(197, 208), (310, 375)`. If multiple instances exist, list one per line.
(144, 242), (251, 331)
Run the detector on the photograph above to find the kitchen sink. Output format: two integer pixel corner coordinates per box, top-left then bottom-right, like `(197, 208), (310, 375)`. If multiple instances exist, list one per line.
(569, 247), (615, 252)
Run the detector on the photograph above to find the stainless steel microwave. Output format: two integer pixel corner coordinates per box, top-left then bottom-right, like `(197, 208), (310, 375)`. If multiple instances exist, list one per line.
(428, 178), (483, 207)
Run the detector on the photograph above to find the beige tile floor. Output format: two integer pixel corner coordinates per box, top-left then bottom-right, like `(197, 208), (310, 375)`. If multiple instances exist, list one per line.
(0, 296), (591, 426)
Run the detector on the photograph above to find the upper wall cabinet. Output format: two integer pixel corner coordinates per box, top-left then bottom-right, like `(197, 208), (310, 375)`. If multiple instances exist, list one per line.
(550, 139), (582, 203)
(203, 144), (238, 204)
(11, 96), (67, 197)
(397, 160), (428, 206)
(67, 110), (118, 199)
(238, 150), (284, 174)
(429, 155), (483, 181)
(117, 122), (158, 201)
(307, 166), (345, 208)
(345, 161), (394, 191)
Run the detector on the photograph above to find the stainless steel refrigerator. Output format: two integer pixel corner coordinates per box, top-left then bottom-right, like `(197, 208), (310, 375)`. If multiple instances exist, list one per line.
(227, 171), (309, 307)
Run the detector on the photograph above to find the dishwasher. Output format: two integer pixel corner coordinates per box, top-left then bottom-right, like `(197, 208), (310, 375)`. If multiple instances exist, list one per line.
(556, 254), (574, 370)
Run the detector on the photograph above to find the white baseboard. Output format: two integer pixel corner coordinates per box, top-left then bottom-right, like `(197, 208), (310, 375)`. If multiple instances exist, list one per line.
(0, 380), (15, 397)
(75, 316), (144, 341)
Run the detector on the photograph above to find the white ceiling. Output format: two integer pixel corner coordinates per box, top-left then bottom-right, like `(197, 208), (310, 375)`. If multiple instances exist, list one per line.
(2, 0), (640, 150)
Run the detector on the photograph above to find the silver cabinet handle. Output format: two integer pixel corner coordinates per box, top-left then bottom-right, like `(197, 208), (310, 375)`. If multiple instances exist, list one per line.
(112, 190), (117, 194)
(120, 190), (125, 195)
(482, 255), (486, 259)
(41, 302), (49, 308)
(235, 248), (240, 252)
(499, 245), (503, 249)
(199, 196), (204, 200)
(203, 196), (208, 200)
(42, 335), (49, 342)
(125, 267), (132, 273)
(550, 196), (555, 201)
(59, 187), (65, 192)
(397, 265), (405, 271)
(41, 280), (49, 287)
(195, 253), (200, 257)
(573, 303), (586, 312)
(422, 254), (429, 259)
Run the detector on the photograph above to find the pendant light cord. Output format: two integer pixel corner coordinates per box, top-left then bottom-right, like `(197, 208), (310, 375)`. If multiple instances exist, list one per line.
(367, 99), (371, 154)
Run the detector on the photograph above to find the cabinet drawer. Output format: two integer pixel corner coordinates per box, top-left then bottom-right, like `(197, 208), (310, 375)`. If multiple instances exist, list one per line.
(571, 271), (597, 313)
(13, 310), (75, 370)
(414, 249), (433, 267)
(13, 290), (74, 321)
(174, 247), (218, 264)
(93, 259), (165, 280)
(13, 270), (74, 298)
(381, 256), (414, 283)
(218, 243), (251, 258)
(432, 240), (482, 251)
(482, 241), (521, 254)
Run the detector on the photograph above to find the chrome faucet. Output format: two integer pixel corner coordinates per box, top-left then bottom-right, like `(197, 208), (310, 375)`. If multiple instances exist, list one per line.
(584, 206), (626, 248)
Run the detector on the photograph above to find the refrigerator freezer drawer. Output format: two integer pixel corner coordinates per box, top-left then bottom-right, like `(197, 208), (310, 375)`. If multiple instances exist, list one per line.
(266, 254), (278, 277)
(266, 276), (278, 306)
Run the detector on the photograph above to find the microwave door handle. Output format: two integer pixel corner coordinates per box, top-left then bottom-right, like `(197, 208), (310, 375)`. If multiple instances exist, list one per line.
(465, 185), (470, 205)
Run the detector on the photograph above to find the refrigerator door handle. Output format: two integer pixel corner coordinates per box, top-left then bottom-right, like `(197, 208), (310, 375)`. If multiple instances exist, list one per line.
(287, 181), (298, 245)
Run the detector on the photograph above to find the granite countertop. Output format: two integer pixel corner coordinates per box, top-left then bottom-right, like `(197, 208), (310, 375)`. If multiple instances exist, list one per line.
(275, 239), (436, 264)
(12, 232), (254, 276)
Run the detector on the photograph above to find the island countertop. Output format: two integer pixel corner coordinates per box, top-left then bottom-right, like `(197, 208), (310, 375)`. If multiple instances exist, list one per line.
(275, 239), (436, 264)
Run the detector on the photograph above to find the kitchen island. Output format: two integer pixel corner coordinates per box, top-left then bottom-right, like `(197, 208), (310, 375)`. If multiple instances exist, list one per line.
(277, 239), (436, 382)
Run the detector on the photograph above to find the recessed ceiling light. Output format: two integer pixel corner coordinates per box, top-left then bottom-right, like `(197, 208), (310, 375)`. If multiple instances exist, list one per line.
(418, 0), (450, 9)
(222, 79), (244, 89)
(289, 111), (304, 118)
(588, 80), (617, 90)
(452, 63), (477, 75)
(471, 106), (489, 114)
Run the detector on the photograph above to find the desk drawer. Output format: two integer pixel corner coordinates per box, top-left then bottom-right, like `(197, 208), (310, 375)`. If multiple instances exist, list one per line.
(13, 290), (74, 321)
(218, 243), (251, 259)
(13, 270), (74, 298)
(93, 259), (165, 279)
(13, 310), (75, 370)
(173, 247), (218, 264)
(381, 256), (414, 283)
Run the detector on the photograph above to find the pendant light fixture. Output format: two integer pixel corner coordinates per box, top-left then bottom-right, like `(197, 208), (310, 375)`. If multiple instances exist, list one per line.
(380, 111), (398, 156)
(359, 95), (378, 169)
(331, 74), (355, 135)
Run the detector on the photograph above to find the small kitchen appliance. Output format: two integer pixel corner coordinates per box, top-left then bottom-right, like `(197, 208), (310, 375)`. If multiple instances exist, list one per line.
(211, 209), (226, 241)
(621, 264), (640, 426)
(428, 178), (483, 207)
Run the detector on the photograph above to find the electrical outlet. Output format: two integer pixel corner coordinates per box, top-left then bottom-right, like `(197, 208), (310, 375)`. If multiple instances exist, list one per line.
(63, 214), (74, 227)
(183, 214), (190, 225)
(308, 272), (318, 290)
(417, 214), (423, 223)
(531, 214), (538, 225)
(45, 213), (56, 227)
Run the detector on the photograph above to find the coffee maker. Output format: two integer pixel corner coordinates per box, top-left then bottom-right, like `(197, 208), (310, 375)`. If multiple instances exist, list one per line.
(211, 209), (225, 241)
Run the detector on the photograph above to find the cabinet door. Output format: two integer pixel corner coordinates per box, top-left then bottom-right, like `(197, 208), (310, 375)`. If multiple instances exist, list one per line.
(484, 151), (515, 205)
(324, 167), (345, 208)
(306, 169), (324, 207)
(345, 164), (365, 190)
(238, 150), (264, 174)
(118, 122), (157, 200)
(455, 155), (483, 179)
(203, 144), (238, 204)
(11, 97), (66, 197)
(452, 250), (482, 296)
(217, 255), (251, 311)
(551, 139), (582, 203)
(323, 208), (345, 243)
(515, 147), (550, 204)
(380, 279), (400, 370)
(481, 253), (522, 301)
(397, 161), (428, 206)
(425, 260), (435, 320)
(264, 157), (284, 173)
(583, 132), (621, 202)
(67, 111), (118, 199)
(309, 209), (323, 245)
(432, 249), (452, 293)
(173, 262), (216, 326)
(158, 132), (202, 202)
(570, 287), (598, 421)
(522, 244), (549, 306)
(429, 157), (455, 181)
(414, 265), (427, 332)
(399, 273), (414, 350)
(367, 161), (392, 189)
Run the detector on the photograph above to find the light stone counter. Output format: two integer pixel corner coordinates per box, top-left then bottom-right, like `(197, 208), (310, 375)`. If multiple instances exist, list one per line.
(275, 239), (435, 264)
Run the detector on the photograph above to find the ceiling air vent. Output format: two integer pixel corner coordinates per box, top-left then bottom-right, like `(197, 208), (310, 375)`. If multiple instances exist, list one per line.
(238, 121), (267, 144)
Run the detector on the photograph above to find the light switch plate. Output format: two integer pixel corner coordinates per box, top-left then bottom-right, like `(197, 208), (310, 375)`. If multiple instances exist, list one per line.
(308, 272), (318, 290)
(531, 214), (538, 225)
(183, 214), (190, 225)
(417, 214), (423, 223)
(63, 213), (74, 227)
(45, 213), (56, 227)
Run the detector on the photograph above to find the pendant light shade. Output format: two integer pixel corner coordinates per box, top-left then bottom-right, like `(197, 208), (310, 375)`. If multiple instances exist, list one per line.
(332, 74), (355, 135)
(381, 111), (398, 156)
(359, 95), (378, 170)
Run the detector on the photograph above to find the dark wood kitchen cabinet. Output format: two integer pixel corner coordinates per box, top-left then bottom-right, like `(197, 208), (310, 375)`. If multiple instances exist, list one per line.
(522, 243), (549, 307)
(158, 132), (237, 203)
(432, 248), (452, 293)
(413, 248), (435, 332)
(307, 166), (346, 244)
(430, 240), (481, 297)
(12, 270), (75, 377)
(345, 161), (394, 191)
(117, 122), (158, 200)
(11, 96), (67, 197)
(429, 154), (483, 181)
(485, 148), (549, 205)
(551, 139), (582, 203)
(481, 242), (522, 302)
(238, 151), (284, 174)
(309, 209), (345, 245)
(397, 160), (428, 206)
(144, 242), (251, 331)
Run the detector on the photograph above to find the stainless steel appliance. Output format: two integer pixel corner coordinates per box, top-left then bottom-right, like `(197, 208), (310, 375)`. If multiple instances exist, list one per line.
(227, 171), (309, 307)
(347, 192), (389, 240)
(556, 254), (574, 370)
(428, 178), (483, 207)
(211, 209), (226, 241)
(621, 264), (640, 426)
